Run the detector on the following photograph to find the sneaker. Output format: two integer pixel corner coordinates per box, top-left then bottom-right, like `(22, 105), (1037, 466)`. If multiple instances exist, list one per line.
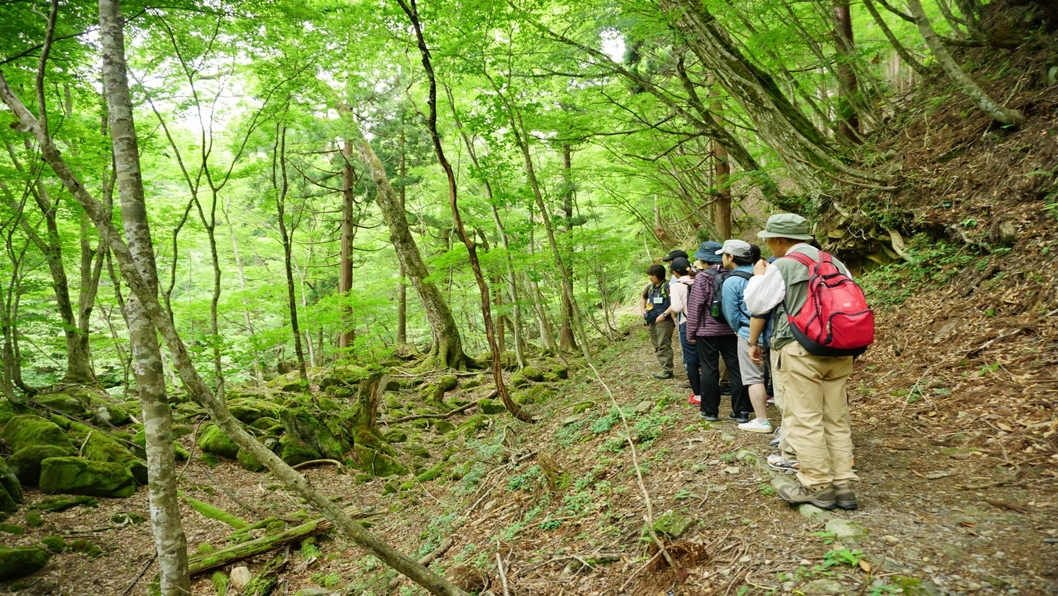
(766, 396), (775, 406)
(778, 482), (836, 509)
(728, 411), (750, 423)
(687, 394), (701, 406)
(833, 481), (857, 511)
(767, 454), (799, 474)
(700, 412), (720, 422)
(738, 418), (772, 433)
(653, 371), (674, 379)
(769, 427), (782, 448)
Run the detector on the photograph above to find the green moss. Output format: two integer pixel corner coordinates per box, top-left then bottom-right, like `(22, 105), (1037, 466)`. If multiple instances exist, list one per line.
(212, 571), (230, 596)
(8, 445), (74, 487)
(236, 449), (266, 473)
(31, 495), (98, 512)
(0, 547), (48, 580)
(433, 420), (455, 434)
(0, 415), (75, 454)
(39, 457), (137, 498)
(198, 453), (221, 467)
(179, 492), (249, 529)
(39, 536), (65, 554)
(228, 399), (283, 425)
(278, 434), (322, 466)
(383, 429), (408, 443)
(352, 444), (407, 477)
(281, 407), (347, 460)
(477, 399), (506, 415)
(25, 510), (42, 527)
(436, 375), (458, 392)
(415, 463), (448, 483)
(198, 425), (240, 459)
(0, 523), (24, 535)
(111, 512), (146, 524)
(33, 393), (88, 417)
(0, 457), (24, 506)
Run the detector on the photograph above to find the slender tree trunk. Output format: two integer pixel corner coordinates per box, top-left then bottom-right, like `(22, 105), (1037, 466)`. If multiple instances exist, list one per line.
(905, 0), (1025, 126)
(353, 127), (466, 369)
(558, 145), (578, 352)
(0, 45), (470, 596)
(396, 127), (408, 346)
(399, 0), (530, 420)
(97, 2), (190, 593)
(339, 139), (355, 351)
(221, 199), (262, 384)
(273, 124), (309, 385)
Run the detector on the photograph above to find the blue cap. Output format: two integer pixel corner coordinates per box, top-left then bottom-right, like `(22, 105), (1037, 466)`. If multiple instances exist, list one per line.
(693, 241), (723, 263)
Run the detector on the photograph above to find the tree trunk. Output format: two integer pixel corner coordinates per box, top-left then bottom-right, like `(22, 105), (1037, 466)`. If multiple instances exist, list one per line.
(273, 124), (309, 385)
(97, 2), (190, 594)
(905, 0), (1025, 126)
(832, 0), (861, 143)
(339, 139), (356, 351)
(0, 55), (470, 596)
(399, 0), (530, 421)
(353, 128), (466, 369)
(558, 144), (578, 352)
(862, 0), (931, 78)
(222, 199), (263, 384)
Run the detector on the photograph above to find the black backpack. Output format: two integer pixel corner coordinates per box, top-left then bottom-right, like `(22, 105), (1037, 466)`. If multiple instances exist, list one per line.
(702, 269), (752, 325)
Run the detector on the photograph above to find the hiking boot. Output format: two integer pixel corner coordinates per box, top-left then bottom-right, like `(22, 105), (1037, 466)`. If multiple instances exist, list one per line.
(728, 411), (750, 423)
(700, 412), (720, 422)
(737, 418), (773, 433)
(767, 454), (799, 474)
(778, 482), (836, 510)
(687, 394), (701, 406)
(833, 482), (857, 511)
(653, 371), (674, 379)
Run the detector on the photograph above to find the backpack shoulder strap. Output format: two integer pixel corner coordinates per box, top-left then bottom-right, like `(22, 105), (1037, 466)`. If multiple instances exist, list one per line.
(730, 270), (753, 280)
(783, 251), (815, 267)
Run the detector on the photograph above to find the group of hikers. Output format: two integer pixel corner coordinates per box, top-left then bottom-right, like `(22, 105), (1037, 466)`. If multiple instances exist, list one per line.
(639, 213), (873, 511)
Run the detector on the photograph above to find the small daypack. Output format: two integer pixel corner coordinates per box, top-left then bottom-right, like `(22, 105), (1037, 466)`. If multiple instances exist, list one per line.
(702, 269), (752, 325)
(784, 251), (874, 356)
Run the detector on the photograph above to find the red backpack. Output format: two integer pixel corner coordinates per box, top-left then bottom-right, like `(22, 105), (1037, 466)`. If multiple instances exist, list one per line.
(784, 251), (874, 356)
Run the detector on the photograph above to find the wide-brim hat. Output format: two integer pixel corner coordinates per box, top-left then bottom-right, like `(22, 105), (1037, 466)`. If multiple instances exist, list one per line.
(757, 213), (813, 241)
(693, 241), (723, 263)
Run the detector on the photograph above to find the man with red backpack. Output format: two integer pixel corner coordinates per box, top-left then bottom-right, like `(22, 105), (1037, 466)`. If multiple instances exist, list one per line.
(744, 214), (873, 511)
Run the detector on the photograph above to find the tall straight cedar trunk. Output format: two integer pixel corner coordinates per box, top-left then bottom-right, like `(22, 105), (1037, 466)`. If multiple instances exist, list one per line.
(97, 1), (190, 593)
(832, 0), (860, 143)
(0, 48), (470, 596)
(353, 128), (466, 369)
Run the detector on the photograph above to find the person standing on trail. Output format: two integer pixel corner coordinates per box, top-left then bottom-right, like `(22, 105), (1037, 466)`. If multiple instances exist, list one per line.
(685, 242), (748, 422)
(641, 264), (675, 379)
(666, 257), (701, 403)
(718, 239), (772, 434)
(744, 214), (857, 511)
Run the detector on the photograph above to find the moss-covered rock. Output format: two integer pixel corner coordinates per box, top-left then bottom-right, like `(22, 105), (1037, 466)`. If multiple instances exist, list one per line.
(277, 434), (321, 467)
(39, 457), (136, 498)
(549, 364), (569, 379)
(458, 414), (490, 437)
(281, 407), (347, 460)
(7, 445), (70, 487)
(0, 399), (16, 425)
(516, 385), (555, 405)
(228, 399), (283, 425)
(31, 495), (97, 512)
(39, 536), (65, 554)
(250, 416), (281, 432)
(33, 393), (89, 417)
(0, 546), (48, 581)
(24, 510), (42, 527)
(1, 415), (75, 454)
(198, 425), (240, 459)
(383, 429), (408, 443)
(436, 375), (458, 392)
(433, 420), (456, 434)
(0, 458), (23, 506)
(415, 462), (448, 482)
(130, 429), (190, 461)
(351, 444), (406, 477)
(92, 402), (130, 426)
(461, 375), (484, 390)
(236, 449), (266, 473)
(66, 538), (103, 557)
(0, 522), (23, 535)
(477, 399), (506, 415)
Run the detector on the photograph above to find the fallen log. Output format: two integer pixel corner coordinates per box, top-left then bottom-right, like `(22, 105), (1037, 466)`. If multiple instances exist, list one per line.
(243, 554), (288, 596)
(188, 518), (330, 576)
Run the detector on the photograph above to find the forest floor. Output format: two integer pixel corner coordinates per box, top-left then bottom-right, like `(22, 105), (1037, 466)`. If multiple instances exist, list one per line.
(4, 276), (1057, 596)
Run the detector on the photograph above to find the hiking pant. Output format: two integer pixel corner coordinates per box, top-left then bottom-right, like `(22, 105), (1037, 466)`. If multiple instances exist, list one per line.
(777, 341), (857, 490)
(679, 323), (702, 396)
(770, 348), (796, 461)
(649, 319), (675, 374)
(696, 335), (748, 417)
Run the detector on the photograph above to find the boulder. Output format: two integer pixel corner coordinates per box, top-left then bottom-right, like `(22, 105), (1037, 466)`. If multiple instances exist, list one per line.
(0, 415), (76, 454)
(33, 393), (89, 417)
(0, 546), (48, 581)
(652, 510), (696, 539)
(0, 458), (23, 506)
(277, 434), (321, 467)
(39, 457), (136, 498)
(351, 444), (406, 477)
(227, 399), (282, 425)
(436, 375), (458, 392)
(281, 407), (347, 460)
(92, 402), (130, 426)
(0, 399), (16, 425)
(7, 445), (70, 486)
(198, 425), (240, 460)
(477, 399), (506, 415)
(236, 449), (266, 472)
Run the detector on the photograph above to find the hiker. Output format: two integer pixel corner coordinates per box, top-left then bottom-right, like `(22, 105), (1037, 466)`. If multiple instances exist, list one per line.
(744, 213), (859, 511)
(641, 264), (675, 379)
(692, 242), (732, 396)
(685, 241), (750, 422)
(718, 239), (771, 434)
(665, 257), (701, 404)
